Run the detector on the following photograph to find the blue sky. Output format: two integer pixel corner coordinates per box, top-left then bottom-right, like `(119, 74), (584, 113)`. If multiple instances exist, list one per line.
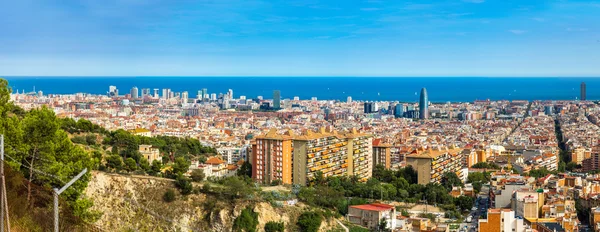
(0, 0), (599, 76)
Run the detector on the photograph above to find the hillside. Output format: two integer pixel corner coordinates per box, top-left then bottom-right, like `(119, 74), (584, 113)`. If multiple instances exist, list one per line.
(85, 171), (341, 231)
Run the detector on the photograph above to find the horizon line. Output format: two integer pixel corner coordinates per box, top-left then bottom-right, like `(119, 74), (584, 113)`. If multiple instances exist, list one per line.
(2, 75), (600, 78)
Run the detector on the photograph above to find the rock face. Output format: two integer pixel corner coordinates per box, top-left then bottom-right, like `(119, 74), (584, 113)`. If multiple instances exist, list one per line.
(85, 171), (339, 231)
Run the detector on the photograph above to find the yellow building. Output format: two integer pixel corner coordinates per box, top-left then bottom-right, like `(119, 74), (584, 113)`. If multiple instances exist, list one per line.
(405, 146), (463, 185)
(139, 144), (160, 164)
(128, 128), (152, 137)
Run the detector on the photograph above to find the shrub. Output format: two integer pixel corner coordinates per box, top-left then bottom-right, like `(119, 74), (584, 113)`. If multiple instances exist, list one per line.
(264, 221), (284, 232)
(163, 189), (176, 202)
(175, 175), (193, 195)
(233, 206), (258, 232)
(297, 211), (322, 232)
(190, 169), (205, 182)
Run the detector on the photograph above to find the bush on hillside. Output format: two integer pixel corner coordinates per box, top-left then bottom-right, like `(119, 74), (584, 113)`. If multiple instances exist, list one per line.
(163, 189), (176, 202)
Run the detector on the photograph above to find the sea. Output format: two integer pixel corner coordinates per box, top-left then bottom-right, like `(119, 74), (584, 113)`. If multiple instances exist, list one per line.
(2, 76), (598, 102)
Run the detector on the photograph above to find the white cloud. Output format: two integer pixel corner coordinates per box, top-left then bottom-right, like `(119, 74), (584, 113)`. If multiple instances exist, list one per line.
(509, 30), (527, 34)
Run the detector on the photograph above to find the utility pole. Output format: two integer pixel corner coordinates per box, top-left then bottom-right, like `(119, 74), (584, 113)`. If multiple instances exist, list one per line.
(1, 135), (8, 232)
(1, 134), (4, 232)
(53, 168), (87, 232)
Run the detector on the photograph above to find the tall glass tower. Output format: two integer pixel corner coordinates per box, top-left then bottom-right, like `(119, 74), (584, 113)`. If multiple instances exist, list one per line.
(419, 88), (428, 119)
(273, 90), (281, 109)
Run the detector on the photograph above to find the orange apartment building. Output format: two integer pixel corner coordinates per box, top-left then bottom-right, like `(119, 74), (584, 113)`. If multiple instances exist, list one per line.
(252, 129), (293, 184)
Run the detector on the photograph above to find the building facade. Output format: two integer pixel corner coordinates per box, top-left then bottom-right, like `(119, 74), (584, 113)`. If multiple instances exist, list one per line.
(348, 203), (396, 230)
(252, 129), (293, 184)
(419, 88), (428, 119)
(479, 209), (527, 232)
(372, 139), (391, 169)
(405, 146), (463, 185)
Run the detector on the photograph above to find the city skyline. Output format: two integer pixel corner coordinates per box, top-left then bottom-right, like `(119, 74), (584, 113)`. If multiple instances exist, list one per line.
(1, 0), (599, 77)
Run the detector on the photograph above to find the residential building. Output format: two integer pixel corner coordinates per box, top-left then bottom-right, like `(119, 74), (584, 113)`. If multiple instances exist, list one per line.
(478, 209), (527, 232)
(347, 203), (396, 230)
(204, 156), (228, 177)
(293, 128), (350, 186)
(372, 139), (391, 169)
(405, 146), (463, 185)
(252, 129), (293, 184)
(139, 145), (160, 164)
(583, 153), (600, 173)
(591, 207), (600, 232)
(128, 128), (152, 137)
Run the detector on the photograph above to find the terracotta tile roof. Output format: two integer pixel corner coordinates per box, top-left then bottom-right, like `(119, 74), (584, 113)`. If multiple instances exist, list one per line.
(350, 203), (394, 212)
(205, 156), (225, 165)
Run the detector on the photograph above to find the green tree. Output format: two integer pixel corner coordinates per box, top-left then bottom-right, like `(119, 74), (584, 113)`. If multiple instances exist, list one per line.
(190, 169), (205, 182)
(172, 157), (190, 175)
(139, 157), (150, 173)
(150, 160), (162, 175)
(441, 172), (463, 191)
(297, 211), (322, 232)
(455, 196), (474, 211)
(233, 206), (259, 232)
(558, 161), (566, 172)
(471, 162), (500, 169)
(175, 174), (193, 195)
(566, 162), (578, 172)
(106, 154), (123, 171)
(124, 157), (137, 172)
(264, 221), (284, 232)
(237, 161), (252, 177)
(85, 134), (97, 145)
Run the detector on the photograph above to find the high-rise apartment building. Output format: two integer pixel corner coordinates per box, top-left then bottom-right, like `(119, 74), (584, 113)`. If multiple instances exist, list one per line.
(273, 90), (281, 109)
(581, 82), (587, 101)
(253, 128), (372, 186)
(252, 129), (293, 184)
(181, 91), (189, 104)
(405, 146), (463, 184)
(130, 86), (139, 99)
(347, 96), (352, 103)
(419, 88), (428, 119)
(162, 88), (171, 99)
(153, 88), (159, 98)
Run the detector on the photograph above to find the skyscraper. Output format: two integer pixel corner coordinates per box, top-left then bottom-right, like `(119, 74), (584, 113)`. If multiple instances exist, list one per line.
(347, 96), (352, 103)
(581, 82), (587, 101)
(141, 88), (150, 97)
(130, 86), (139, 99)
(273, 90), (281, 109)
(394, 104), (405, 118)
(153, 88), (159, 98)
(419, 88), (428, 119)
(202, 88), (208, 101)
(228, 89), (234, 99)
(182, 91), (189, 104)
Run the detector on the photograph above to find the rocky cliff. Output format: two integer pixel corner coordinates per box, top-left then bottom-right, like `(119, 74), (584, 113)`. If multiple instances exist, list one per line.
(85, 171), (339, 231)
